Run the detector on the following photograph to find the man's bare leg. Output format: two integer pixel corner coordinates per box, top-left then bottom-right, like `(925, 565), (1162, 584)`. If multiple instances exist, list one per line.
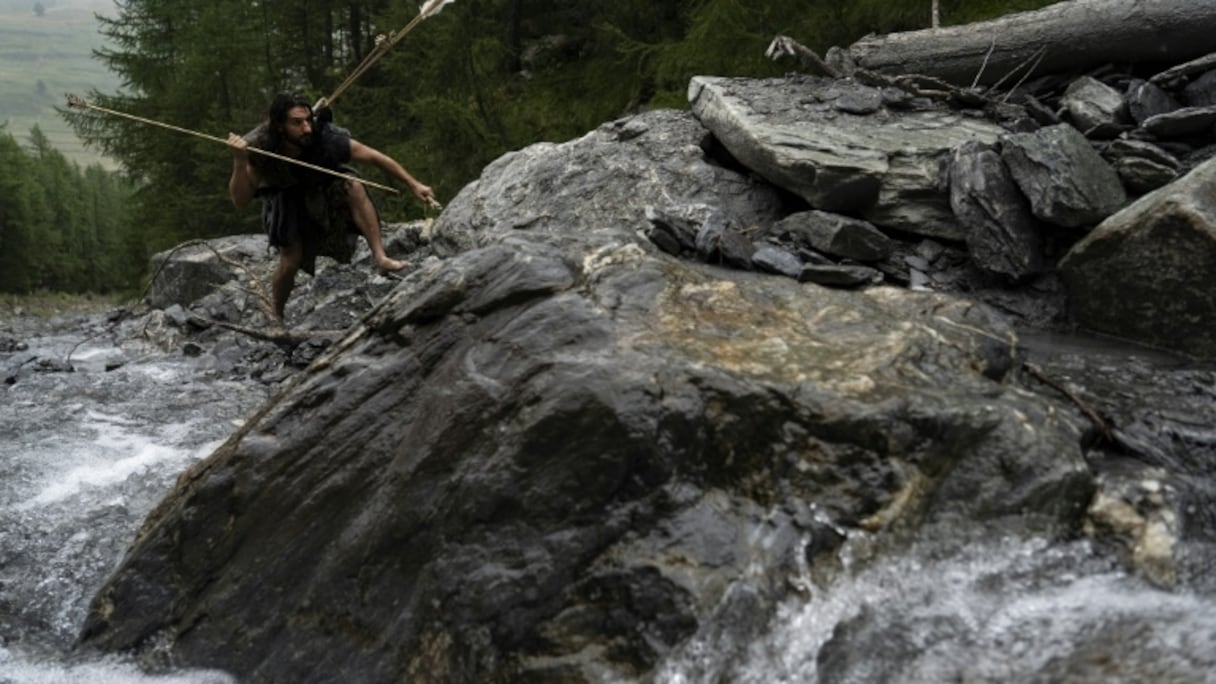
(272, 242), (303, 324)
(347, 180), (407, 273)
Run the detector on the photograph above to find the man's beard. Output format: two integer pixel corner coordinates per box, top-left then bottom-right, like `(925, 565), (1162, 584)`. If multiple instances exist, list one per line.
(285, 131), (313, 148)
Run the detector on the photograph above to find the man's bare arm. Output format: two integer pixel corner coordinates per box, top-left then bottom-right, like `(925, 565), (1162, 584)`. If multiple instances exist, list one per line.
(350, 140), (437, 207)
(227, 132), (260, 210)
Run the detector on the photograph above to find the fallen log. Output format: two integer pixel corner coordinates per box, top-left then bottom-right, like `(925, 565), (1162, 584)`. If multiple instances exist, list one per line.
(844, 0), (1216, 87)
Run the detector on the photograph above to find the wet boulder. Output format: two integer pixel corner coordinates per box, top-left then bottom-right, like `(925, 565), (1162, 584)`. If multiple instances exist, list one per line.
(1059, 155), (1216, 359)
(1125, 78), (1181, 126)
(431, 111), (786, 257)
(1142, 105), (1216, 140)
(1100, 139), (1181, 195)
(1182, 69), (1216, 108)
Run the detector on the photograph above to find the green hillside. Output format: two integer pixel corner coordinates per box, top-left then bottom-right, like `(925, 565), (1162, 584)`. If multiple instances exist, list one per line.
(0, 0), (120, 167)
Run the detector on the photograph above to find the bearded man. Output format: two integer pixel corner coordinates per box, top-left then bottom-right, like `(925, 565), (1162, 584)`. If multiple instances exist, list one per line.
(226, 92), (436, 322)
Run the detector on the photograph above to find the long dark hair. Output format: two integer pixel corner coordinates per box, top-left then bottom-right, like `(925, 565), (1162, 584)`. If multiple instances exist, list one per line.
(265, 92), (313, 149)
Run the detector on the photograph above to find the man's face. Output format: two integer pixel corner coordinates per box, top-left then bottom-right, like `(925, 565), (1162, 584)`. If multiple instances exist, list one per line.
(281, 105), (313, 148)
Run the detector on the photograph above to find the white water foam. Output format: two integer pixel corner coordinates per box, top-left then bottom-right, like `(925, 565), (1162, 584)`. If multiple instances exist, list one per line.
(659, 534), (1216, 683)
(14, 411), (220, 511)
(0, 646), (236, 684)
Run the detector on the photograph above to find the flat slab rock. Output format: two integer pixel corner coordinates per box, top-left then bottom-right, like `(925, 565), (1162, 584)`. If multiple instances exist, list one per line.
(688, 74), (1007, 241)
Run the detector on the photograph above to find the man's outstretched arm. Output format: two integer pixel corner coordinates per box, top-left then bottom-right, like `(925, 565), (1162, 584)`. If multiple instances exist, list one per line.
(350, 140), (438, 207)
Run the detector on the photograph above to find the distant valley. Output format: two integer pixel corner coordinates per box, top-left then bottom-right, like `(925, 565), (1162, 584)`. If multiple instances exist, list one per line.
(0, 0), (121, 167)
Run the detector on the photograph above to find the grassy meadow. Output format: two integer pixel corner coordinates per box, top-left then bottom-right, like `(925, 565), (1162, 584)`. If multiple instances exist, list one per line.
(0, 0), (121, 167)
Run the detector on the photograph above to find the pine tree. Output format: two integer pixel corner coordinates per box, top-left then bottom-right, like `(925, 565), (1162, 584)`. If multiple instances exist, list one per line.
(0, 131), (36, 293)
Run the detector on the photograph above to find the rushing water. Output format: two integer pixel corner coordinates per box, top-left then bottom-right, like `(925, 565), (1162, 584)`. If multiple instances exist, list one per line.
(658, 529), (1216, 683)
(1, 315), (267, 683)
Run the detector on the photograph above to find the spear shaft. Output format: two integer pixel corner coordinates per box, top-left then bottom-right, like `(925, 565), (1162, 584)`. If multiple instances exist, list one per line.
(319, 0), (457, 109)
(65, 94), (400, 194)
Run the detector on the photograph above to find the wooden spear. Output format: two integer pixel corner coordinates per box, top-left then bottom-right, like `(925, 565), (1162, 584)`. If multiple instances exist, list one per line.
(66, 94), (400, 194)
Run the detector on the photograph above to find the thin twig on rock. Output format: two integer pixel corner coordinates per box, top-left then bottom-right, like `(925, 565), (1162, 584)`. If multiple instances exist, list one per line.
(201, 318), (345, 348)
(1022, 361), (1112, 442)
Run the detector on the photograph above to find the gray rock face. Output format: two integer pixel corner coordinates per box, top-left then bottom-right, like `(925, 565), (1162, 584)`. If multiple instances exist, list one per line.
(1001, 124), (1128, 229)
(1112, 155), (1182, 194)
(147, 235), (267, 309)
(78, 110), (1094, 682)
(1183, 69), (1216, 107)
(752, 244), (803, 277)
(432, 110), (785, 257)
(948, 141), (1046, 281)
(1142, 105), (1216, 139)
(1060, 155), (1216, 358)
(1126, 78), (1181, 125)
(770, 210), (894, 262)
(687, 75), (1006, 240)
(1062, 75), (1126, 132)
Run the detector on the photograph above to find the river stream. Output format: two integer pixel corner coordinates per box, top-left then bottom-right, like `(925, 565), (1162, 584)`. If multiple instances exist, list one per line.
(2, 311), (267, 683)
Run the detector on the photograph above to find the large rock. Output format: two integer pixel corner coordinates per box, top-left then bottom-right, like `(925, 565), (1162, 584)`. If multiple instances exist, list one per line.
(948, 141), (1046, 281)
(78, 110), (1093, 682)
(1059, 155), (1216, 359)
(431, 111), (785, 256)
(1061, 75), (1126, 132)
(687, 75), (1007, 241)
(147, 235), (267, 309)
(1001, 124), (1128, 229)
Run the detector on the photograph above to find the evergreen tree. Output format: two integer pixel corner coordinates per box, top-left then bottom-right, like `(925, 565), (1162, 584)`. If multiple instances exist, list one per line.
(0, 125), (136, 294)
(0, 131), (36, 293)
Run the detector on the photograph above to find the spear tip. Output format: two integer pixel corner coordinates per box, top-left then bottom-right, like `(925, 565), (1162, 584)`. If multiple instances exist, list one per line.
(419, 0), (455, 18)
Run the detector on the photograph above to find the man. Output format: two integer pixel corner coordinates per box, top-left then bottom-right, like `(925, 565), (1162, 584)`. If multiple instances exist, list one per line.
(226, 92), (436, 323)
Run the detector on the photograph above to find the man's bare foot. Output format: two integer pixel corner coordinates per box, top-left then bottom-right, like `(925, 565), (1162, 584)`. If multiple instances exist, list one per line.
(376, 256), (409, 274)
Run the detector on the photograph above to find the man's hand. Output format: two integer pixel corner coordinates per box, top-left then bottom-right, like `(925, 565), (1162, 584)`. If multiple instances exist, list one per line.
(349, 139), (442, 209)
(411, 181), (441, 210)
(227, 132), (249, 158)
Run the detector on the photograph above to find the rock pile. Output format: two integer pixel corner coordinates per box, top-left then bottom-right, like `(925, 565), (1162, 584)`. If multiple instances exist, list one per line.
(648, 50), (1216, 358)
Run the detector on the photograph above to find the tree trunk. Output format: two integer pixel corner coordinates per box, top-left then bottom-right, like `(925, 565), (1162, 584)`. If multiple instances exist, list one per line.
(846, 0), (1216, 86)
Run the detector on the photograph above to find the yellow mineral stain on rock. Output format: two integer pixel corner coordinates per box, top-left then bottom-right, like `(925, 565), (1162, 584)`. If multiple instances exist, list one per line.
(651, 274), (908, 392)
